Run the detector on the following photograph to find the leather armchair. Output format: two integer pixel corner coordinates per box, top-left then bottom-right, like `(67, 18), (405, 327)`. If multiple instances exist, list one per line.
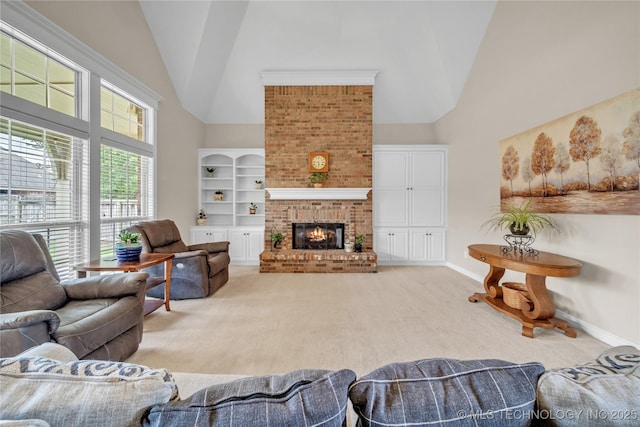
(129, 219), (230, 299)
(0, 230), (148, 361)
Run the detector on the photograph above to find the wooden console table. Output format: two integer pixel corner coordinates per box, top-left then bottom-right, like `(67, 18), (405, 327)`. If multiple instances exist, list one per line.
(75, 253), (174, 316)
(467, 244), (582, 338)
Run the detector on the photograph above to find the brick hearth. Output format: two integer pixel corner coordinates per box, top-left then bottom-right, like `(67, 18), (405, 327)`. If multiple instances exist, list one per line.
(260, 250), (377, 273)
(260, 83), (376, 273)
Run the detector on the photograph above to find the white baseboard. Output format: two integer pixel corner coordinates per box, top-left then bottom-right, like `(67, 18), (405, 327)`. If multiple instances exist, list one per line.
(446, 261), (639, 349)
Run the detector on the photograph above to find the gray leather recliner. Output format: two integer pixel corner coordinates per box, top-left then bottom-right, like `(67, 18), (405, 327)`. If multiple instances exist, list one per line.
(129, 219), (230, 299)
(0, 230), (148, 361)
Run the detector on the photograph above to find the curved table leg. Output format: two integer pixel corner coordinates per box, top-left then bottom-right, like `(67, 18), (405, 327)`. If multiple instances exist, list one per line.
(521, 273), (555, 320)
(520, 273), (577, 337)
(468, 264), (505, 302)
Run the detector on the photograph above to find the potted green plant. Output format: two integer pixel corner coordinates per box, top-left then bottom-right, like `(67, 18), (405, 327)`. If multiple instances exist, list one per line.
(483, 199), (556, 236)
(214, 190), (224, 201)
(270, 228), (284, 249)
(354, 233), (364, 252)
(196, 209), (207, 225)
(115, 229), (142, 261)
(309, 172), (328, 188)
(255, 180), (263, 189)
(205, 167), (216, 177)
(249, 202), (258, 215)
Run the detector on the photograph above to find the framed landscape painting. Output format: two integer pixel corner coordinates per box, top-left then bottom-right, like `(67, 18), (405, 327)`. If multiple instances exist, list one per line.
(499, 89), (640, 215)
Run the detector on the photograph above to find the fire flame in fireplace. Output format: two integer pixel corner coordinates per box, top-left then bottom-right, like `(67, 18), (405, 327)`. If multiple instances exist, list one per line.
(308, 225), (327, 242)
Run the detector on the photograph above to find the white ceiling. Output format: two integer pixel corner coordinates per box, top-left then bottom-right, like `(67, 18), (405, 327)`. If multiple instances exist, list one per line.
(139, 1), (496, 124)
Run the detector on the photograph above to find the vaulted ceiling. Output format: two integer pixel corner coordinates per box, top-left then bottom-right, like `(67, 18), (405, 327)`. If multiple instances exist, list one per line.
(139, 1), (496, 124)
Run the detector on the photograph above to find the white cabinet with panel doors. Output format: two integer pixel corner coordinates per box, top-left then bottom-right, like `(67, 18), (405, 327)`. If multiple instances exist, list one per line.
(374, 228), (409, 263)
(373, 145), (447, 265)
(190, 227), (227, 245)
(228, 228), (264, 265)
(190, 149), (265, 265)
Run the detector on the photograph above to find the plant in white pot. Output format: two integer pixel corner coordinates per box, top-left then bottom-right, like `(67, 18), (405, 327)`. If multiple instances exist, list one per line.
(115, 230), (142, 261)
(483, 199), (556, 237)
(196, 209), (207, 225)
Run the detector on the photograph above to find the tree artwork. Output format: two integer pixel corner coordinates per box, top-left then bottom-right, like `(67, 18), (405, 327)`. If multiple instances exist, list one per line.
(498, 89), (639, 215)
(553, 142), (571, 191)
(501, 145), (519, 197)
(569, 115), (602, 191)
(600, 136), (623, 192)
(521, 157), (534, 197)
(622, 111), (640, 170)
(531, 132), (555, 197)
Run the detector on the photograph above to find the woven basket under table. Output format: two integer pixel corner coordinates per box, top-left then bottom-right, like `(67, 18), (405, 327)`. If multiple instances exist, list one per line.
(502, 282), (530, 309)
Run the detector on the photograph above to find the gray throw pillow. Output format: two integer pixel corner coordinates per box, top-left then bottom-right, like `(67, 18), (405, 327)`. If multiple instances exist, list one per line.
(537, 345), (640, 427)
(0, 356), (178, 427)
(144, 368), (356, 427)
(349, 358), (544, 427)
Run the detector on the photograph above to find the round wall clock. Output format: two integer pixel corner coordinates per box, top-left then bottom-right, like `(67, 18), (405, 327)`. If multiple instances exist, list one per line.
(309, 152), (329, 172)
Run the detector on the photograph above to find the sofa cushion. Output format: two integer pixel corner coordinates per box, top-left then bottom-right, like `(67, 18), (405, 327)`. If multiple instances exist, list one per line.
(349, 358), (544, 427)
(144, 368), (357, 427)
(134, 220), (189, 252)
(0, 230), (47, 283)
(1, 271), (67, 313)
(53, 296), (142, 358)
(1, 231), (67, 313)
(0, 356), (177, 427)
(537, 346), (640, 426)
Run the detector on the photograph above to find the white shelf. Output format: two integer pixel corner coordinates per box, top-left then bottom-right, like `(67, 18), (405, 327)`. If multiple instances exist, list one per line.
(266, 188), (371, 200)
(198, 149), (265, 228)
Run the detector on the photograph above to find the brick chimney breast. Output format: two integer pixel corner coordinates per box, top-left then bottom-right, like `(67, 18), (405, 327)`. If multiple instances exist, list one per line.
(261, 74), (376, 273)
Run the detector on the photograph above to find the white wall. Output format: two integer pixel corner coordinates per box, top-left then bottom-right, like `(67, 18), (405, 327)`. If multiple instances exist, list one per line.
(26, 0), (205, 237)
(435, 0), (640, 345)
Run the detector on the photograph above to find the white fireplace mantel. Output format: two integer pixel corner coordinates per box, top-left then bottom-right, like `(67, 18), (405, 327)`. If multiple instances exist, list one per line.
(266, 188), (371, 200)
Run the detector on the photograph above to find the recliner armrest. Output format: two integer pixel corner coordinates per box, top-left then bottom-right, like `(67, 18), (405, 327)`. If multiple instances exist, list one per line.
(173, 250), (208, 259)
(61, 272), (148, 300)
(0, 310), (60, 357)
(0, 310), (60, 334)
(189, 241), (230, 254)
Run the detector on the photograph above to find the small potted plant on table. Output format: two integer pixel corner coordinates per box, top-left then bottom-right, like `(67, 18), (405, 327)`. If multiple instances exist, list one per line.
(205, 167), (216, 177)
(214, 190), (224, 201)
(483, 199), (556, 237)
(255, 180), (263, 189)
(249, 202), (258, 215)
(309, 172), (328, 188)
(115, 230), (142, 261)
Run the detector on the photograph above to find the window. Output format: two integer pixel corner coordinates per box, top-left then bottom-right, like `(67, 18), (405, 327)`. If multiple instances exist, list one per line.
(1, 5), (158, 279)
(0, 118), (89, 278)
(100, 144), (154, 257)
(0, 29), (78, 117)
(100, 85), (144, 141)
(99, 81), (154, 258)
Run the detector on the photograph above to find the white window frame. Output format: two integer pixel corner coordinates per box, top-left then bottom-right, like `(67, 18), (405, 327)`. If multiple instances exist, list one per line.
(1, 2), (162, 262)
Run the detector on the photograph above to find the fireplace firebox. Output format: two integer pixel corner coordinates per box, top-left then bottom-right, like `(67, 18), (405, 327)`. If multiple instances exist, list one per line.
(292, 223), (344, 250)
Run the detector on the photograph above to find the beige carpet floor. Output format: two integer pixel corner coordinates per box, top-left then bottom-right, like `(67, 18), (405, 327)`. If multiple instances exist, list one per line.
(127, 265), (610, 377)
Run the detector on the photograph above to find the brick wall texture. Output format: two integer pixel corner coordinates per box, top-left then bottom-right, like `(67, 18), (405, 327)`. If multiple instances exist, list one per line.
(261, 85), (376, 272)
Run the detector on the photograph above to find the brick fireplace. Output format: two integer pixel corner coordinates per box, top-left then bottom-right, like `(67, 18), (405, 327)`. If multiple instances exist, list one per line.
(259, 75), (377, 273)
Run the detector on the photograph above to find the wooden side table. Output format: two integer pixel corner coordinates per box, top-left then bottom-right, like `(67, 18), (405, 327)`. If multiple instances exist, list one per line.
(467, 244), (582, 338)
(75, 253), (174, 316)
